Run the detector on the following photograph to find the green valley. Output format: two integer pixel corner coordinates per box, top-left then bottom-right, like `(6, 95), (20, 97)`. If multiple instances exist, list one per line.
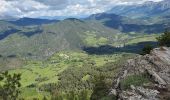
(1, 33), (157, 99)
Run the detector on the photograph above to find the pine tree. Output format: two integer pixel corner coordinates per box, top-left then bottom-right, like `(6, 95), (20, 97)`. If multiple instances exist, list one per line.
(157, 30), (170, 47)
(0, 71), (21, 100)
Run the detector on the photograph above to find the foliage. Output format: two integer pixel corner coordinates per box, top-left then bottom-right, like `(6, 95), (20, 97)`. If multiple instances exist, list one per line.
(120, 74), (150, 90)
(90, 74), (113, 100)
(43, 96), (48, 100)
(0, 71), (21, 100)
(157, 30), (170, 47)
(141, 44), (153, 55)
(52, 89), (91, 100)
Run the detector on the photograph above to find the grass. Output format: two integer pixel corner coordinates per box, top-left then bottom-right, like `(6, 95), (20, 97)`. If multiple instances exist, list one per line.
(84, 31), (109, 46)
(100, 95), (116, 100)
(82, 74), (91, 81)
(120, 74), (150, 90)
(19, 87), (51, 100)
(127, 34), (158, 44)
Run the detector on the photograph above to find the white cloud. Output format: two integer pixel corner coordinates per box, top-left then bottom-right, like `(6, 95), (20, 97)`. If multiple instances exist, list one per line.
(0, 0), (164, 19)
(0, 0), (48, 19)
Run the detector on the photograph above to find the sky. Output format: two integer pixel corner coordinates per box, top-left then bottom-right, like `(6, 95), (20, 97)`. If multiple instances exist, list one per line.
(0, 0), (163, 19)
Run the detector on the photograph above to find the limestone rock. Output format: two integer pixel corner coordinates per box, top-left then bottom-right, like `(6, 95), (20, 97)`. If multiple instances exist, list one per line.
(110, 47), (170, 100)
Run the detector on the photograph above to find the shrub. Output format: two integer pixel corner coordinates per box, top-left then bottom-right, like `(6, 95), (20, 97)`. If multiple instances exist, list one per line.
(0, 71), (21, 100)
(120, 74), (150, 90)
(157, 30), (170, 47)
(90, 75), (110, 100)
(141, 45), (153, 55)
(52, 90), (91, 100)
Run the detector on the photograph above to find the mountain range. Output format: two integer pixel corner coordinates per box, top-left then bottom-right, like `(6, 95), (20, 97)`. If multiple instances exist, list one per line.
(0, 0), (169, 59)
(9, 17), (59, 26)
(88, 13), (167, 33)
(108, 0), (170, 19)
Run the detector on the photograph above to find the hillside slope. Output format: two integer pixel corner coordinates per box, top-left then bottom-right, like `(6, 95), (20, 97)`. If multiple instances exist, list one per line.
(0, 19), (121, 59)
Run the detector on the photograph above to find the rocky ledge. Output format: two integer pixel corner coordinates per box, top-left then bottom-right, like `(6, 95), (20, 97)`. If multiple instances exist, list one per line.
(110, 47), (170, 100)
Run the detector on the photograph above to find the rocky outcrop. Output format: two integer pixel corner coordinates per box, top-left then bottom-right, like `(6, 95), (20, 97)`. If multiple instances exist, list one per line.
(110, 47), (170, 100)
(119, 86), (160, 100)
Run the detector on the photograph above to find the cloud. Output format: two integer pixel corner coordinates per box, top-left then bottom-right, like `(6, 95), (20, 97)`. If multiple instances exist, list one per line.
(0, 0), (48, 19)
(0, 0), (164, 19)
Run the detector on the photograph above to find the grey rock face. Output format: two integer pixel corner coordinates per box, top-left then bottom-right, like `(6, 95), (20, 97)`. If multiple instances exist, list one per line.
(111, 47), (170, 100)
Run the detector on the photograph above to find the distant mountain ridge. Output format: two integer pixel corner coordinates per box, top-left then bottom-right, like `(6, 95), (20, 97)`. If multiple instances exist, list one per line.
(108, 0), (170, 18)
(86, 0), (170, 33)
(87, 13), (167, 33)
(10, 17), (59, 26)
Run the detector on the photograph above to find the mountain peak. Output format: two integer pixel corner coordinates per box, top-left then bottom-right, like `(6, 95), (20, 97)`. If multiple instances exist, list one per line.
(88, 13), (122, 20)
(142, 1), (155, 5)
(64, 18), (83, 22)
